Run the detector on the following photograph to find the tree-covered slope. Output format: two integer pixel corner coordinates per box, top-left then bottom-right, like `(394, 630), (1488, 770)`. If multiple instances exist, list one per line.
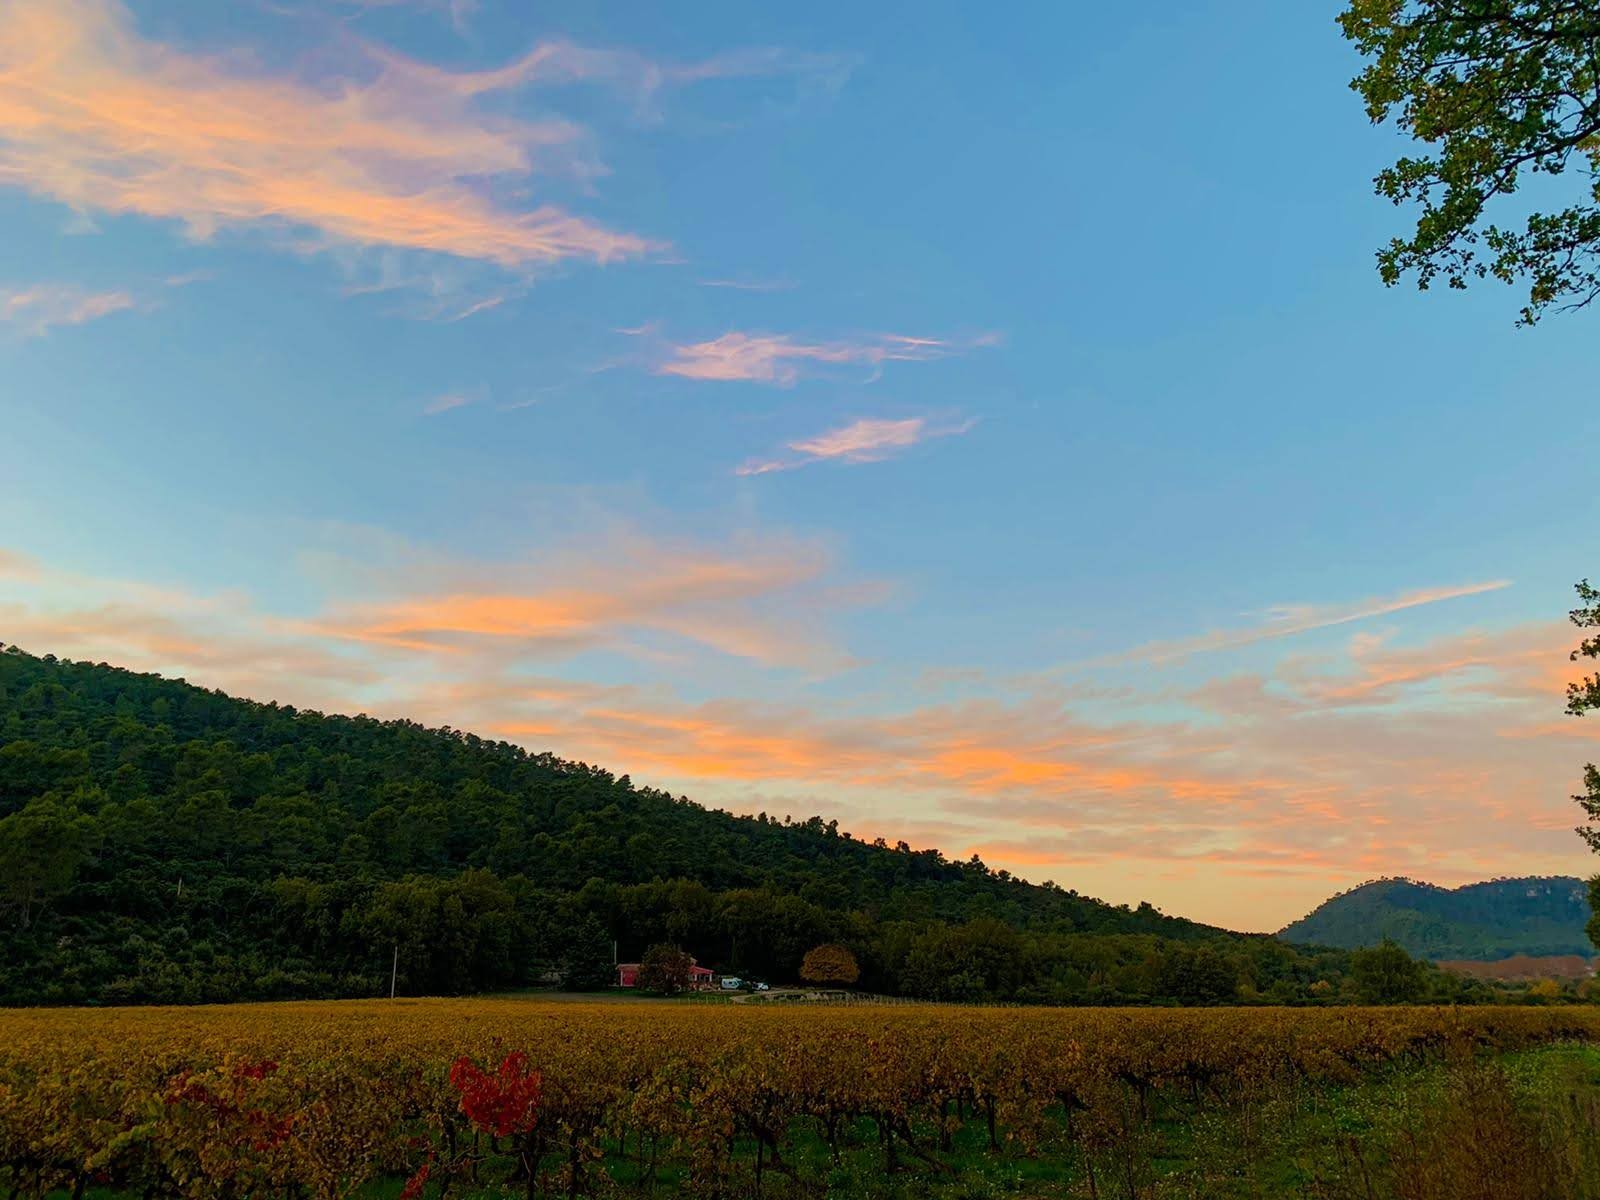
(1279, 877), (1592, 961)
(0, 645), (1198, 927)
(0, 646), (1441, 1007)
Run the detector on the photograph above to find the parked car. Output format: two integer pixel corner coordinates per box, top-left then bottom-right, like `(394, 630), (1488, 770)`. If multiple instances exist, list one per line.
(720, 976), (743, 990)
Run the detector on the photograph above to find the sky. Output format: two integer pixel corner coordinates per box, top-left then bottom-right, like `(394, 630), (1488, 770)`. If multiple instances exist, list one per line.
(1, 0), (1597, 932)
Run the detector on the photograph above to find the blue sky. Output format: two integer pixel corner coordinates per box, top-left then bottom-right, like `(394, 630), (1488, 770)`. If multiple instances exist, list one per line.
(1, 0), (1596, 929)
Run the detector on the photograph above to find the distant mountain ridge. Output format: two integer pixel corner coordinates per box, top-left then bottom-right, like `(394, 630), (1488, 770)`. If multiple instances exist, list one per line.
(1279, 876), (1592, 961)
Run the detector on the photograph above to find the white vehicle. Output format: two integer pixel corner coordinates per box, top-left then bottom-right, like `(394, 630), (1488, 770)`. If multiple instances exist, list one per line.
(720, 976), (743, 990)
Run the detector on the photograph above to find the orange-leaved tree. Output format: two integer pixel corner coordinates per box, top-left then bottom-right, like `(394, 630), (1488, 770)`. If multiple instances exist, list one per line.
(800, 944), (860, 987)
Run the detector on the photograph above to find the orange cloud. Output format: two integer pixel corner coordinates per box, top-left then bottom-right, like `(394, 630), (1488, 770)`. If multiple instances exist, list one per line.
(737, 415), (976, 476)
(503, 705), (874, 782)
(656, 331), (988, 385)
(310, 535), (856, 667)
(958, 842), (1068, 868)
(476, 685), (1287, 839)
(1274, 623), (1578, 708)
(0, 0), (655, 267)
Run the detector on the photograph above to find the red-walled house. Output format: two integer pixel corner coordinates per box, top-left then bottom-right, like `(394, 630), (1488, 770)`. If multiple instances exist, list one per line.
(616, 960), (717, 989)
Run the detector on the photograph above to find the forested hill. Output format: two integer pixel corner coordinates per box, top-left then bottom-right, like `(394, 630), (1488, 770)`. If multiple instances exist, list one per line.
(0, 647), (1449, 1007)
(1278, 877), (1592, 961)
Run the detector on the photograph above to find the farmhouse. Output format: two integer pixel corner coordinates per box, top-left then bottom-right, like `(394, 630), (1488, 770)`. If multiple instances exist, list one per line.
(615, 960), (717, 990)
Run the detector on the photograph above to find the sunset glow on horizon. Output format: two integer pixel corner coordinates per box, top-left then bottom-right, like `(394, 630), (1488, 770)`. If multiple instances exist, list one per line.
(2, 0), (1596, 932)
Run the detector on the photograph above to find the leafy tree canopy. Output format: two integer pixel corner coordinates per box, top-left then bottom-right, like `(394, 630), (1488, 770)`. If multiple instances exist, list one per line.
(1351, 939), (1427, 1004)
(636, 944), (695, 995)
(1567, 580), (1600, 948)
(1341, 0), (1600, 323)
(0, 797), (95, 930)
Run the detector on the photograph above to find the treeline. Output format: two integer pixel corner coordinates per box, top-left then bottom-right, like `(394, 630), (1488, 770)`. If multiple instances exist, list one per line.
(0, 861), (1488, 1007)
(0, 647), (1475, 1007)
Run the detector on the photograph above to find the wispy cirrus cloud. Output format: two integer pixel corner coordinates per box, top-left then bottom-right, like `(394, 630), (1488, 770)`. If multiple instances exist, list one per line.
(695, 277), (796, 292)
(0, 0), (656, 269)
(336, 254), (528, 323)
(1109, 580), (1514, 665)
(0, 283), (135, 337)
(372, 38), (855, 118)
(737, 415), (976, 476)
(652, 330), (997, 386)
(1, 271), (208, 338)
(337, 0), (479, 30)
(422, 391), (473, 415)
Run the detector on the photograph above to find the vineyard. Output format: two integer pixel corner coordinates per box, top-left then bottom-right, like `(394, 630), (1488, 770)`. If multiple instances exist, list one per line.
(2, 1000), (1599, 1199)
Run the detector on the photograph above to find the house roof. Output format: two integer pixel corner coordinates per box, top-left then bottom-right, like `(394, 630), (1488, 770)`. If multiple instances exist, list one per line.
(617, 962), (717, 976)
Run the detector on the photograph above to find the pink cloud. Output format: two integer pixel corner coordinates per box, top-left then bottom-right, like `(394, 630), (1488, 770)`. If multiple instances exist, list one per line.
(736, 415), (976, 476)
(655, 330), (992, 385)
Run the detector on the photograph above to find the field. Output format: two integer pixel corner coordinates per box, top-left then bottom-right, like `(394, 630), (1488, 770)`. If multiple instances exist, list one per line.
(3, 1000), (1600, 1200)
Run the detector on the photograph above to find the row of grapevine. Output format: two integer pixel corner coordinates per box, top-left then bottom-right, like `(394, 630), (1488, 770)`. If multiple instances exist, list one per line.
(2, 1000), (1597, 1197)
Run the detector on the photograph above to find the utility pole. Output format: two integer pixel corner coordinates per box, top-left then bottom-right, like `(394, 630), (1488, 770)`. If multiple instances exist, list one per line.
(389, 941), (398, 999)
